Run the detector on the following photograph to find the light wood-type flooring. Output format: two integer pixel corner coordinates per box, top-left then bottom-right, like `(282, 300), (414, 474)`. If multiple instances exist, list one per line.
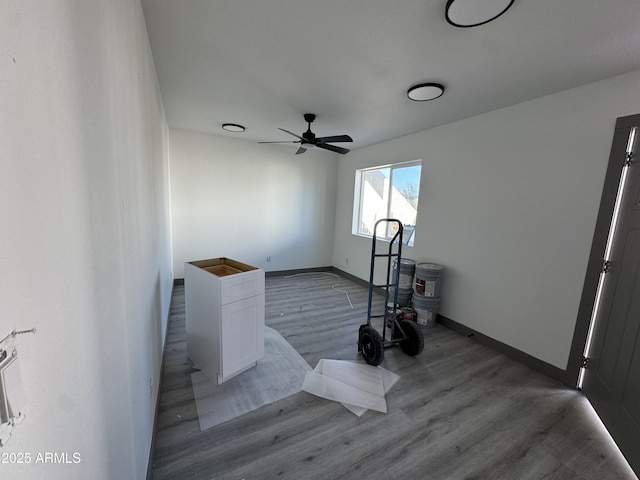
(151, 273), (637, 480)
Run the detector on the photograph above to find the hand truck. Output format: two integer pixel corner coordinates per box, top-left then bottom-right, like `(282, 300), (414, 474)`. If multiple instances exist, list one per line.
(358, 219), (424, 366)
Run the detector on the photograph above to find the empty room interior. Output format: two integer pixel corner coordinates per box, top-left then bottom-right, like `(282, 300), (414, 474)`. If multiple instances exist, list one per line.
(2, 0), (640, 479)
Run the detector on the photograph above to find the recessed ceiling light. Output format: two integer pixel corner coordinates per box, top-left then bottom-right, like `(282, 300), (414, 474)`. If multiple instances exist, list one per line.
(222, 123), (245, 132)
(445, 0), (515, 28)
(407, 83), (445, 102)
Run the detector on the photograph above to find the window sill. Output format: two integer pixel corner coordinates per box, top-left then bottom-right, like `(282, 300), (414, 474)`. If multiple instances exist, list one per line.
(352, 232), (414, 248)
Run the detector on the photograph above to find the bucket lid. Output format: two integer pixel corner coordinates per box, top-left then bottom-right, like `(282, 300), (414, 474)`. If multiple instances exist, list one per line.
(390, 286), (413, 293)
(416, 262), (443, 271)
(393, 258), (416, 266)
(412, 294), (440, 304)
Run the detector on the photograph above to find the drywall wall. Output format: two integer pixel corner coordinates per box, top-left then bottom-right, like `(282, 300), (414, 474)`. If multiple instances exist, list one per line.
(0, 1), (172, 479)
(333, 69), (640, 370)
(170, 129), (338, 278)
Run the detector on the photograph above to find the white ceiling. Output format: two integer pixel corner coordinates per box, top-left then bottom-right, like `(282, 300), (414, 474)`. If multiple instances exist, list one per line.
(141, 0), (640, 152)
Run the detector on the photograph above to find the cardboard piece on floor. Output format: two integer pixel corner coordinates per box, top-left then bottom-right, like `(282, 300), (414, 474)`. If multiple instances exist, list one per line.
(302, 359), (400, 416)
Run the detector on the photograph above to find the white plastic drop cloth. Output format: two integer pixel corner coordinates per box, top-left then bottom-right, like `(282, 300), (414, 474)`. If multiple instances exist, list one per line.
(302, 359), (400, 416)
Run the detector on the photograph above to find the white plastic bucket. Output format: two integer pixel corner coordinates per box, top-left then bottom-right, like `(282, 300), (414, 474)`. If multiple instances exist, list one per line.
(393, 258), (416, 289)
(412, 294), (440, 328)
(415, 263), (444, 298)
(389, 286), (412, 307)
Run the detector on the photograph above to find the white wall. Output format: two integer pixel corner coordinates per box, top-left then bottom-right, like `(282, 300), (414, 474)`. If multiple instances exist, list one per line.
(333, 69), (640, 370)
(0, 1), (172, 479)
(170, 129), (338, 278)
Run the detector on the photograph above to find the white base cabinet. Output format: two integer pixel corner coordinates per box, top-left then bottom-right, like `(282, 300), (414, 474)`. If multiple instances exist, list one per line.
(185, 258), (265, 385)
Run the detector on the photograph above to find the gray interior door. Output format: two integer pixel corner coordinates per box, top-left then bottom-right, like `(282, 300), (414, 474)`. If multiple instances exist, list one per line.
(581, 122), (640, 475)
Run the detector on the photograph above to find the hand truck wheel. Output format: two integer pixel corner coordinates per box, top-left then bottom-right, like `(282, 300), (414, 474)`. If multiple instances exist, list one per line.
(359, 325), (384, 366)
(399, 320), (424, 356)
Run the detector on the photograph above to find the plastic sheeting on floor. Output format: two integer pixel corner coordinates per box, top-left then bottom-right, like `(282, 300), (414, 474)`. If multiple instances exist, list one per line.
(192, 326), (312, 431)
(302, 359), (400, 416)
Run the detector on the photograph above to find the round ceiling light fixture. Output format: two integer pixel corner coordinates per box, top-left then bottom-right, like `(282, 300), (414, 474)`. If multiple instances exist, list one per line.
(407, 83), (445, 102)
(222, 123), (245, 132)
(445, 0), (515, 28)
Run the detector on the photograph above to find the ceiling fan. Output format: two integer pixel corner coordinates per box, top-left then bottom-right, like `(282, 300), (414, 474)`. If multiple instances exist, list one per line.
(260, 113), (353, 155)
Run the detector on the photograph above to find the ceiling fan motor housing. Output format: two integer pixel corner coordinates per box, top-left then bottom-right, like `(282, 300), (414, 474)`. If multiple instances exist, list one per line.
(303, 114), (316, 142)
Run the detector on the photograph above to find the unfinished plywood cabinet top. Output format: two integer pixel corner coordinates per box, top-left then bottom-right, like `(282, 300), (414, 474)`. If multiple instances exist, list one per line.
(188, 257), (260, 278)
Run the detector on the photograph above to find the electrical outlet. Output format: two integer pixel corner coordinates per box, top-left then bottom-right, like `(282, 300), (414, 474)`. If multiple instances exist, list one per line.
(266, 256), (271, 262)
(345, 257), (349, 264)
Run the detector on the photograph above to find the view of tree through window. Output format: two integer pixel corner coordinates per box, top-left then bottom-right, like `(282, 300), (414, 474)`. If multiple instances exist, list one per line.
(354, 161), (422, 246)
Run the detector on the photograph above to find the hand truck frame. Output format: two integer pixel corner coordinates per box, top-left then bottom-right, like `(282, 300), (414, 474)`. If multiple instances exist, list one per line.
(358, 219), (424, 366)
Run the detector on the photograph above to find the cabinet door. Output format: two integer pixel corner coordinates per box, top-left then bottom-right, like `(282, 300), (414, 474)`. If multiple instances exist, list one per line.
(219, 294), (265, 383)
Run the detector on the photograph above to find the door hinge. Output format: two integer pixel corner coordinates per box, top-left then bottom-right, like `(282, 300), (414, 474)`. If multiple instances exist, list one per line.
(581, 356), (590, 369)
(602, 260), (612, 273)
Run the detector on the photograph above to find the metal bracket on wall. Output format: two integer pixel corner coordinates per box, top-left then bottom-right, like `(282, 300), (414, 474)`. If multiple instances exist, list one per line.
(0, 328), (36, 346)
(0, 328), (35, 447)
(0, 412), (25, 447)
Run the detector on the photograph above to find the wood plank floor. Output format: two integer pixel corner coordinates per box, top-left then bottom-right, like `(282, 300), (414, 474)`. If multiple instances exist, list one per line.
(151, 273), (637, 480)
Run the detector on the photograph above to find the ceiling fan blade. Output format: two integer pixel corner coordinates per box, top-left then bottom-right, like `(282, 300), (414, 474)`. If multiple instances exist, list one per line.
(316, 135), (353, 144)
(258, 140), (300, 144)
(279, 128), (305, 141)
(295, 146), (307, 155)
(316, 143), (350, 155)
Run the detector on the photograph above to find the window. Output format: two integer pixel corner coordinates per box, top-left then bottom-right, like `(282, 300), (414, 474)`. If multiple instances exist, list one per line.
(353, 160), (422, 246)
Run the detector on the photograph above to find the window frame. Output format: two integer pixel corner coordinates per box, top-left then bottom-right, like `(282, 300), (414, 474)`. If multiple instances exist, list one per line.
(352, 159), (422, 246)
